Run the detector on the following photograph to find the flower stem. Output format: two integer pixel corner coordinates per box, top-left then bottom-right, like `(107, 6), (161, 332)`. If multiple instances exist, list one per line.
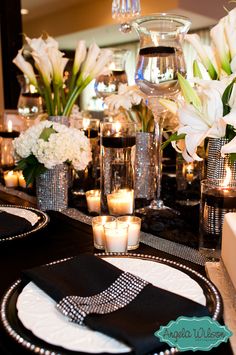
(63, 77), (91, 116)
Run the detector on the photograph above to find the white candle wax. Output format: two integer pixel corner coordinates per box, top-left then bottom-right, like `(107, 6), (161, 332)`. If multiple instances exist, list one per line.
(104, 224), (128, 253)
(86, 190), (101, 213)
(93, 224), (104, 247)
(117, 216), (141, 249)
(92, 216), (116, 249)
(7, 120), (13, 133)
(127, 223), (140, 247)
(4, 171), (18, 187)
(107, 189), (134, 216)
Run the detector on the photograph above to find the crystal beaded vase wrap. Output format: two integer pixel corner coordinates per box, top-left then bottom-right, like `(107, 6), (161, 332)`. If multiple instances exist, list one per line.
(134, 132), (155, 201)
(207, 138), (236, 181)
(36, 164), (69, 211)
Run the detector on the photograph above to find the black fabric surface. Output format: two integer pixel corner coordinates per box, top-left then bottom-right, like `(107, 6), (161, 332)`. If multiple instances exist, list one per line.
(0, 211), (32, 239)
(0, 202), (233, 355)
(22, 254), (210, 355)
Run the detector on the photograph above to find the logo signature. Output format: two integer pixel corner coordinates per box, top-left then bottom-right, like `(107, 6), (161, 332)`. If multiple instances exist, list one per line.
(155, 316), (232, 351)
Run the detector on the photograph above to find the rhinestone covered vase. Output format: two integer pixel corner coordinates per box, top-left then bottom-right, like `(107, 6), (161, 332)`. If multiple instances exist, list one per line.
(36, 164), (69, 211)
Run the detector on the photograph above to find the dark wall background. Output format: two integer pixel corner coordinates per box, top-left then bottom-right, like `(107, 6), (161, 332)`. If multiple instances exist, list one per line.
(0, 0), (22, 109)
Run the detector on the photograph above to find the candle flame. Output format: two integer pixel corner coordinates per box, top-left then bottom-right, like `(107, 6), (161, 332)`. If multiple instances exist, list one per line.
(223, 166), (231, 187)
(7, 120), (13, 132)
(7, 170), (14, 177)
(115, 122), (121, 133)
(83, 118), (90, 130)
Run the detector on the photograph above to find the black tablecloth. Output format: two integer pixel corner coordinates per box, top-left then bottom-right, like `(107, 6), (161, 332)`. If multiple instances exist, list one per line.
(0, 209), (233, 355)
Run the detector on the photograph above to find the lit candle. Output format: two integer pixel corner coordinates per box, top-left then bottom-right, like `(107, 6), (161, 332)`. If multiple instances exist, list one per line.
(7, 120), (13, 133)
(185, 163), (194, 182)
(92, 216), (116, 249)
(18, 171), (27, 188)
(86, 189), (101, 214)
(107, 189), (134, 216)
(104, 221), (128, 253)
(117, 216), (141, 250)
(4, 170), (18, 187)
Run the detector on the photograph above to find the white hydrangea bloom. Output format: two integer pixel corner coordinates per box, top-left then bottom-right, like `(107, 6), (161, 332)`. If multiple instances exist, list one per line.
(13, 120), (92, 170)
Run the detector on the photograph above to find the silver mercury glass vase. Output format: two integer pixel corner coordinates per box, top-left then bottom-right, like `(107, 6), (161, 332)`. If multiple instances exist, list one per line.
(134, 132), (155, 201)
(36, 164), (69, 211)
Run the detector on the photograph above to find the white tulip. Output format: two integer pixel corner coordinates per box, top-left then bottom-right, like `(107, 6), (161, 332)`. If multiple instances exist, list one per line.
(12, 49), (38, 87)
(73, 40), (86, 75)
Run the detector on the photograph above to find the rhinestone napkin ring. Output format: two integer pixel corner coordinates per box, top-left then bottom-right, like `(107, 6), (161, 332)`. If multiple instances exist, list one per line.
(56, 272), (148, 325)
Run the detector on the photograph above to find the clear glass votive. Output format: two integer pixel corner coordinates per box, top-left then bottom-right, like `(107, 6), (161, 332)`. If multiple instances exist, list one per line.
(92, 216), (116, 250)
(117, 216), (141, 250)
(104, 220), (128, 253)
(86, 189), (101, 214)
(199, 179), (236, 260)
(107, 188), (134, 216)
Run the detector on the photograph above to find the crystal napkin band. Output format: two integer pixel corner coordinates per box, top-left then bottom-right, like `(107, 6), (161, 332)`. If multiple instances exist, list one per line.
(56, 271), (148, 325)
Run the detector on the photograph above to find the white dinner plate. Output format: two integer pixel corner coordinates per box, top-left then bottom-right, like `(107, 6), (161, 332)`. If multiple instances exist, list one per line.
(0, 253), (222, 355)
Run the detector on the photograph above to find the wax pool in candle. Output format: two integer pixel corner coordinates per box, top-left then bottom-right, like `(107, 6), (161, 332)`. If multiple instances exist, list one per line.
(92, 216), (116, 249)
(4, 171), (18, 187)
(86, 189), (101, 214)
(104, 221), (128, 253)
(117, 216), (141, 249)
(107, 189), (134, 216)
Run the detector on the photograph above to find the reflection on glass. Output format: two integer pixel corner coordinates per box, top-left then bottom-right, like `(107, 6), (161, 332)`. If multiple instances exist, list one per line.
(17, 75), (43, 128)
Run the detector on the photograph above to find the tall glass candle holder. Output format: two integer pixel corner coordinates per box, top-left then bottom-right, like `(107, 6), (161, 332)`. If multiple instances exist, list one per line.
(199, 178), (236, 260)
(100, 121), (136, 215)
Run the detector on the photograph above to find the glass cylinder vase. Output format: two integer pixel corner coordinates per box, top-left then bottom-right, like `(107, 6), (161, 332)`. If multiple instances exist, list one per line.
(100, 121), (136, 215)
(36, 164), (69, 211)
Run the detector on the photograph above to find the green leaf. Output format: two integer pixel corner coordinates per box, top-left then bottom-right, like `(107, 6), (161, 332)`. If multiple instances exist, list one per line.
(193, 60), (203, 79)
(161, 132), (186, 150)
(39, 126), (56, 141)
(177, 73), (202, 112)
(230, 153), (236, 164)
(222, 79), (236, 116)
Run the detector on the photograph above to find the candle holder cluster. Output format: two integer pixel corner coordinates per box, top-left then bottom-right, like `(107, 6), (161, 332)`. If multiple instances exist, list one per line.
(92, 215), (141, 252)
(3, 170), (29, 188)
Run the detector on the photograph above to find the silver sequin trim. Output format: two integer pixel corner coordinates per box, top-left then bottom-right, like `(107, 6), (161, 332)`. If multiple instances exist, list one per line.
(56, 271), (148, 325)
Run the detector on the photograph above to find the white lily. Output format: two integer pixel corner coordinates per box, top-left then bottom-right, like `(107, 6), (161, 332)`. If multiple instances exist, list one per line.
(105, 84), (143, 111)
(13, 49), (38, 87)
(185, 34), (218, 79)
(72, 40), (86, 75)
(224, 8), (236, 61)
(221, 135), (236, 156)
(210, 18), (232, 75)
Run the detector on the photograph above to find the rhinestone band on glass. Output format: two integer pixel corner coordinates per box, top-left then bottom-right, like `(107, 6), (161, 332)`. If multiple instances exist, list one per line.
(56, 271), (148, 325)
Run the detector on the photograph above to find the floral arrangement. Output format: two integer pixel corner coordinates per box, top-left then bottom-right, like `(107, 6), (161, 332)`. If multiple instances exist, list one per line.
(186, 7), (236, 79)
(161, 7), (236, 162)
(104, 84), (154, 132)
(13, 121), (92, 185)
(13, 35), (112, 117)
